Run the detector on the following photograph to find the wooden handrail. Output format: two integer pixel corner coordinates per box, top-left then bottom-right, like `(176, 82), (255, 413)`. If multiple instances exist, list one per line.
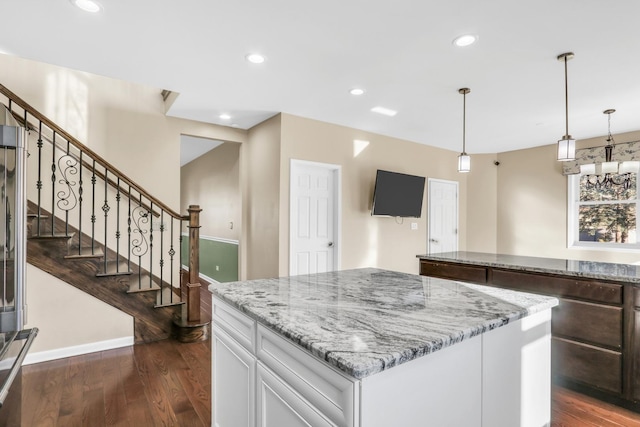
(0, 84), (184, 220)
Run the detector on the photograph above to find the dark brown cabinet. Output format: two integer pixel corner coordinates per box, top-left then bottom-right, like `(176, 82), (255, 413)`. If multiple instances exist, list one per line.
(419, 258), (639, 409)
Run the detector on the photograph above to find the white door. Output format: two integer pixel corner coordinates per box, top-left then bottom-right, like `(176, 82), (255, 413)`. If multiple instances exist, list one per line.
(428, 179), (458, 254)
(290, 160), (340, 276)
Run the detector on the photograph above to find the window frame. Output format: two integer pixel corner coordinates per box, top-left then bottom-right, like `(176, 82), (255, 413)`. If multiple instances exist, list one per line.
(567, 173), (640, 251)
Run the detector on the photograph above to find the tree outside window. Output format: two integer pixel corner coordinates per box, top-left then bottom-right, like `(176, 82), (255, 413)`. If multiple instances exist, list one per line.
(577, 173), (637, 245)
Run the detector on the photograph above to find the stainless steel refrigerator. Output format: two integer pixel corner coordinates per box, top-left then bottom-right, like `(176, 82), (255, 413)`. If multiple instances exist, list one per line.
(0, 103), (38, 425)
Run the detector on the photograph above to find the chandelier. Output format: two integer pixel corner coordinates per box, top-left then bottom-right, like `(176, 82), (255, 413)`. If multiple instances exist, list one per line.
(580, 109), (639, 190)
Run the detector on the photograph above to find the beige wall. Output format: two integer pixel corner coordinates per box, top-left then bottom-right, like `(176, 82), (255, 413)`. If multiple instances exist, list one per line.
(1, 54), (249, 355)
(0, 53), (247, 212)
(25, 265), (133, 355)
(279, 114), (470, 276)
(496, 130), (640, 264)
(467, 154), (499, 253)
(181, 142), (241, 241)
(241, 115), (282, 279)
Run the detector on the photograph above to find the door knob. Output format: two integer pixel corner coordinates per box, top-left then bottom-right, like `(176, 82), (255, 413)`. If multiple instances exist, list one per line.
(328, 242), (334, 247)
(430, 239), (439, 243)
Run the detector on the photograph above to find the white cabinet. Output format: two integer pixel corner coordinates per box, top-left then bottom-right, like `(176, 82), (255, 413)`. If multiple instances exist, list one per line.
(212, 325), (255, 427)
(257, 363), (335, 427)
(212, 295), (553, 427)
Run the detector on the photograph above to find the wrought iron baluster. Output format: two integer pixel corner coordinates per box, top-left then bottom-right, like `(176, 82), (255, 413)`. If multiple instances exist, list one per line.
(51, 132), (56, 235)
(64, 140), (70, 236)
(91, 160), (96, 253)
(159, 209), (165, 305)
(77, 152), (83, 256)
(103, 169), (110, 273)
(115, 178), (121, 263)
(179, 222), (183, 301)
(149, 201), (154, 290)
(132, 195), (149, 292)
(127, 186), (131, 271)
(169, 217), (176, 303)
(36, 121), (43, 236)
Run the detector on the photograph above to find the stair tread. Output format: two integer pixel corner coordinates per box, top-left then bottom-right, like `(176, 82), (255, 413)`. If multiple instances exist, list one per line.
(64, 247), (105, 259)
(29, 233), (74, 240)
(127, 274), (161, 293)
(155, 286), (184, 308)
(96, 261), (132, 277)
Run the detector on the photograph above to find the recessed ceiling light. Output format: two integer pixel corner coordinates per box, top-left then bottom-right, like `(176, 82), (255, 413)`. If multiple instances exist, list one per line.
(219, 114), (231, 120)
(70, 0), (102, 13)
(350, 88), (365, 96)
(245, 53), (266, 64)
(453, 34), (478, 47)
(371, 106), (397, 117)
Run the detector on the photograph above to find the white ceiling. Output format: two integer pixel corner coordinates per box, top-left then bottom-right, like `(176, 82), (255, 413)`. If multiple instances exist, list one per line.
(1, 0), (640, 154)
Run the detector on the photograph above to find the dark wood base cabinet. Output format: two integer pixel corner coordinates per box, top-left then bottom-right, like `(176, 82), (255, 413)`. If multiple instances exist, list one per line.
(419, 259), (640, 411)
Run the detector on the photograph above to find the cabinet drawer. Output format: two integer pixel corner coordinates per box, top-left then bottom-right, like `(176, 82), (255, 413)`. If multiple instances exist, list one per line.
(213, 296), (256, 353)
(552, 299), (622, 349)
(635, 311), (640, 400)
(257, 363), (335, 427)
(491, 269), (622, 305)
(634, 288), (640, 308)
(257, 325), (356, 427)
(420, 261), (487, 283)
(552, 337), (622, 394)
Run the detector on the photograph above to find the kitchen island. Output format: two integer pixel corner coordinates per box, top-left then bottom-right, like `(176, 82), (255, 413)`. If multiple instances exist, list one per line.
(209, 268), (558, 427)
(417, 251), (640, 410)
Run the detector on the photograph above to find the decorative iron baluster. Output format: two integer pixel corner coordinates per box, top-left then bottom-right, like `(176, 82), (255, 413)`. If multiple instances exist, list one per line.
(77, 152), (83, 256)
(36, 121), (43, 236)
(169, 217), (176, 303)
(149, 202), (154, 290)
(131, 199), (150, 292)
(91, 160), (96, 253)
(50, 132), (56, 235)
(56, 140), (78, 238)
(103, 169), (110, 273)
(127, 186), (131, 271)
(115, 178), (121, 263)
(159, 209), (165, 305)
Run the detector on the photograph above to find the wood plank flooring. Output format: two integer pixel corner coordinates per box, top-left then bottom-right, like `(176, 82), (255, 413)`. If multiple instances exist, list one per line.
(22, 338), (211, 427)
(18, 286), (640, 426)
(21, 341), (640, 426)
(551, 385), (640, 427)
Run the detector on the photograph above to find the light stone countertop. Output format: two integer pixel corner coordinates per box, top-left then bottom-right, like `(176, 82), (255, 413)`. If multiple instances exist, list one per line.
(417, 251), (640, 284)
(209, 268), (557, 379)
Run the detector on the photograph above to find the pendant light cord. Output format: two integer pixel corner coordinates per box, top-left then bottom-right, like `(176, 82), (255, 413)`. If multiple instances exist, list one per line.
(564, 56), (569, 137)
(462, 91), (467, 154)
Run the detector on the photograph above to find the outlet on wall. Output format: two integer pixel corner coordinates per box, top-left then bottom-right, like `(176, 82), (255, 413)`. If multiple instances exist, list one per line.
(216, 265), (220, 271)
(411, 222), (418, 230)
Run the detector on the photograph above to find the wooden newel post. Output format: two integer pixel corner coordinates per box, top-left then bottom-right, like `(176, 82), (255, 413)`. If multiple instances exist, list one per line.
(187, 205), (202, 322)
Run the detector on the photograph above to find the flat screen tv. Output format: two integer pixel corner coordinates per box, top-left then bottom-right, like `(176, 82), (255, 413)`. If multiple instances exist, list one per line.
(371, 169), (426, 218)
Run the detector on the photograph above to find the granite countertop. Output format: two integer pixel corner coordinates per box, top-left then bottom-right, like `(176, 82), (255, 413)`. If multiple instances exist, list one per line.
(209, 268), (557, 379)
(417, 251), (640, 284)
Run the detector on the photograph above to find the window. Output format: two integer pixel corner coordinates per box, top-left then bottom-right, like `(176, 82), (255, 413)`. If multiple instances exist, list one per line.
(568, 173), (639, 249)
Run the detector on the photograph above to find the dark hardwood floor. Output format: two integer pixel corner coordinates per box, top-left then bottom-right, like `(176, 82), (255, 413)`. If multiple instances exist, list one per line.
(22, 338), (211, 427)
(21, 340), (640, 427)
(18, 286), (640, 426)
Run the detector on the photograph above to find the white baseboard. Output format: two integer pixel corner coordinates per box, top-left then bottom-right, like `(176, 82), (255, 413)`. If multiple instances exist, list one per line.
(23, 336), (134, 365)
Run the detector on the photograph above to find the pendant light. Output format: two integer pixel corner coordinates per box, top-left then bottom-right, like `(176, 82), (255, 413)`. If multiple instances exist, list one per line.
(557, 52), (576, 161)
(580, 109), (640, 189)
(457, 88), (471, 173)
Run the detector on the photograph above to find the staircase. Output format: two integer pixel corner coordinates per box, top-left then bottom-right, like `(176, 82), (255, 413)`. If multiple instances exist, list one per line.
(0, 84), (205, 344)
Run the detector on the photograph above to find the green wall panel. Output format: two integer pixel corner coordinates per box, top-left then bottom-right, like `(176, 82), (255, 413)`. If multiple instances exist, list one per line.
(181, 235), (238, 283)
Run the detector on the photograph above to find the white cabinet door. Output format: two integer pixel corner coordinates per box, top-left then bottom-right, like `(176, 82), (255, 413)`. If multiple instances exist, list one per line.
(257, 363), (335, 427)
(213, 325), (256, 427)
